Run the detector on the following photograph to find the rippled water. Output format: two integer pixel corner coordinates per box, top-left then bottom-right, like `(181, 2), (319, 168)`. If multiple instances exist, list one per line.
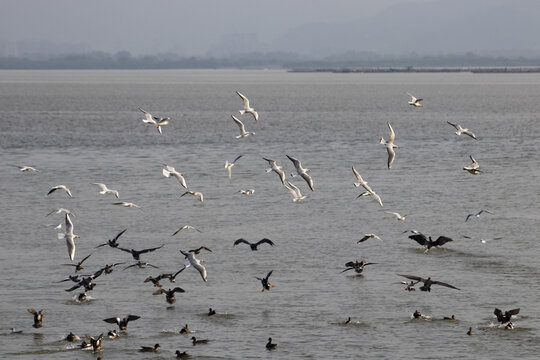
(0, 70), (539, 359)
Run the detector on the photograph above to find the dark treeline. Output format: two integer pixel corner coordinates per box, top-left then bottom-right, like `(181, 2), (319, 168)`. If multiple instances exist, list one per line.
(1, 50), (539, 70)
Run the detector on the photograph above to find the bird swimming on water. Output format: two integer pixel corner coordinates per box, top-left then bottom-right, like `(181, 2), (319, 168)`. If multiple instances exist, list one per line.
(266, 337), (277, 350)
(140, 343), (160, 352)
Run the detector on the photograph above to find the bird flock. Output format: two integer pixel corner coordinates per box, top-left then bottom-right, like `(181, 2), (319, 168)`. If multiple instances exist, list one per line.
(11, 87), (517, 358)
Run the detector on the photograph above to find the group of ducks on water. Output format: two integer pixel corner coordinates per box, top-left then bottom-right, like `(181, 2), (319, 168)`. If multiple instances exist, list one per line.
(13, 89), (514, 357)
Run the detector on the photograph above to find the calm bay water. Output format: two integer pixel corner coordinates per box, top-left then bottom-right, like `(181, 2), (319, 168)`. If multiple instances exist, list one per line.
(0, 69), (539, 359)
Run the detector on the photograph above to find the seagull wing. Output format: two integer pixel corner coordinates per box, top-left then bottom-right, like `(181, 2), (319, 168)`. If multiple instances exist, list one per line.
(286, 155), (301, 170)
(236, 91), (250, 108)
(386, 146), (395, 169)
(232, 155), (243, 164)
(387, 122), (395, 143)
(232, 115), (246, 132)
(300, 172), (314, 191)
(447, 121), (458, 130)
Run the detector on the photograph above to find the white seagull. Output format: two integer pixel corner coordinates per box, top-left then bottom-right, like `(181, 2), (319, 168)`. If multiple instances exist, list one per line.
(465, 210), (494, 222)
(463, 155), (482, 174)
(93, 183), (119, 198)
(379, 122), (398, 169)
(16, 165), (39, 172)
(232, 115), (254, 138)
(46, 208), (74, 217)
(286, 155), (314, 191)
(162, 165), (187, 189)
(171, 225), (202, 236)
(139, 107), (169, 134)
(352, 165), (383, 207)
(48, 185), (73, 198)
(447, 121), (478, 140)
(224, 155), (243, 179)
(284, 181), (308, 202)
(180, 250), (208, 282)
(181, 191), (204, 202)
(64, 213), (79, 261)
(407, 92), (423, 107)
(385, 211), (407, 221)
(112, 202), (140, 208)
(236, 91), (259, 121)
(263, 157), (286, 185)
(358, 234), (381, 243)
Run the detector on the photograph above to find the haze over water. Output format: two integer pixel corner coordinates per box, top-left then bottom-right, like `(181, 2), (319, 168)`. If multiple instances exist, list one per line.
(0, 70), (539, 359)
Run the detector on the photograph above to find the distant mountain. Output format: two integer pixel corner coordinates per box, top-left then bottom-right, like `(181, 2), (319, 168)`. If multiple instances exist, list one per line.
(272, 0), (540, 57)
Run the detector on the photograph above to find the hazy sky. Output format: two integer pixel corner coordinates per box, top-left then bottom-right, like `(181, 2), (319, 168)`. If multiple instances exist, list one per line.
(0, 0), (538, 57)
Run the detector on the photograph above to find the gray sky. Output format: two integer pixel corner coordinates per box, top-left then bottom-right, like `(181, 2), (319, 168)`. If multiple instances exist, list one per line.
(1, 0), (538, 57)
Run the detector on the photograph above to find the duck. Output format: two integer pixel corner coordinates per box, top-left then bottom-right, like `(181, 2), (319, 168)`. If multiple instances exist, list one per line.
(505, 322), (514, 330)
(103, 314), (140, 330)
(256, 270), (274, 292)
(494, 308), (520, 324)
(27, 309), (44, 328)
(341, 260), (377, 274)
(208, 308), (216, 316)
(344, 317), (352, 324)
(80, 340), (92, 349)
(90, 334), (103, 351)
(266, 337), (277, 350)
(443, 315), (457, 322)
(65, 332), (80, 342)
(180, 324), (190, 334)
(413, 310), (423, 319)
(467, 327), (475, 335)
(153, 287), (185, 304)
(140, 343), (160, 352)
(176, 349), (190, 358)
(76, 292), (88, 302)
(107, 329), (118, 339)
(191, 336), (209, 345)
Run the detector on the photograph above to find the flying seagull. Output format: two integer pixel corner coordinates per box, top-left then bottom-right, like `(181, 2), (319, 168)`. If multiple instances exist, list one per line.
(48, 185), (72, 197)
(263, 157), (286, 184)
(171, 225), (202, 236)
(463, 155), (482, 174)
(465, 209), (494, 222)
(236, 91), (259, 121)
(234, 238), (275, 251)
(232, 115), (254, 138)
(284, 181), (308, 202)
(112, 201), (140, 208)
(408, 233), (453, 249)
(93, 183), (119, 198)
(398, 274), (460, 291)
(286, 155), (314, 191)
(357, 234), (381, 243)
(386, 211), (407, 221)
(139, 107), (169, 134)
(407, 92), (423, 107)
(64, 213), (79, 261)
(180, 250), (208, 282)
(352, 165), (383, 207)
(447, 121), (478, 140)
(224, 155), (243, 179)
(379, 122), (398, 169)
(162, 165), (187, 189)
(181, 191), (204, 202)
(17, 165), (39, 172)
(46, 208), (74, 217)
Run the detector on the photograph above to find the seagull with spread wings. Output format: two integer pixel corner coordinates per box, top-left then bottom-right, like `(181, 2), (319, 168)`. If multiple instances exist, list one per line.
(236, 91), (259, 121)
(139, 107), (169, 134)
(379, 122), (398, 169)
